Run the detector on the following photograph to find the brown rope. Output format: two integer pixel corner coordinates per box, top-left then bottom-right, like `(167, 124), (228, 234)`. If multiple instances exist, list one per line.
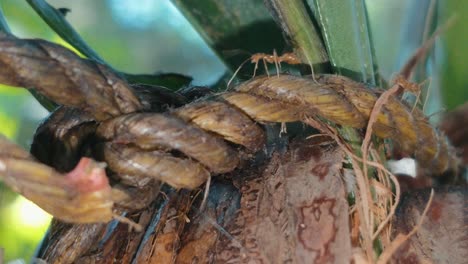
(0, 35), (459, 198)
(97, 74), (458, 189)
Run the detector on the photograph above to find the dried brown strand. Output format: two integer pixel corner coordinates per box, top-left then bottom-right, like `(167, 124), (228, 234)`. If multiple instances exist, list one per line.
(236, 75), (367, 127)
(97, 113), (239, 174)
(232, 74), (457, 175)
(174, 101), (266, 151)
(96, 74), (458, 184)
(222, 92), (303, 122)
(103, 143), (210, 189)
(0, 35), (143, 120)
(111, 182), (161, 211)
(0, 147), (113, 223)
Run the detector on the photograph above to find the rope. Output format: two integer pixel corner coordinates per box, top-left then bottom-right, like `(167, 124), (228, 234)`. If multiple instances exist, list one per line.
(98, 74), (458, 189)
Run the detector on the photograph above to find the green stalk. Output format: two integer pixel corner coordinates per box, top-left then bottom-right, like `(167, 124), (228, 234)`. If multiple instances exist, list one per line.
(26, 0), (106, 64)
(306, 0), (380, 85)
(440, 0), (468, 110)
(0, 5), (11, 34)
(171, 0), (286, 74)
(27, 0), (196, 91)
(265, 0), (329, 68)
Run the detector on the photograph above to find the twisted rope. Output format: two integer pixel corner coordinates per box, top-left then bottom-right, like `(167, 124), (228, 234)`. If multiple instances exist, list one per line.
(98, 74), (458, 189)
(0, 36), (459, 223)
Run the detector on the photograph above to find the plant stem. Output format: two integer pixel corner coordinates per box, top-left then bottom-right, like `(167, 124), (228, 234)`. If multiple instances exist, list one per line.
(306, 0), (380, 85)
(0, 5), (11, 34)
(172, 0), (286, 74)
(265, 0), (329, 68)
(27, 0), (106, 64)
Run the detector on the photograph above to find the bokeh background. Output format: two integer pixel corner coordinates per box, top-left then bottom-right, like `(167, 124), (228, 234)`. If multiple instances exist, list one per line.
(0, 0), (466, 262)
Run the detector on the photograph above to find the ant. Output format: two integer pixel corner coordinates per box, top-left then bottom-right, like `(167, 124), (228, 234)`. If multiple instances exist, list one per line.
(250, 51), (301, 77)
(227, 50), (302, 88)
(227, 50), (303, 136)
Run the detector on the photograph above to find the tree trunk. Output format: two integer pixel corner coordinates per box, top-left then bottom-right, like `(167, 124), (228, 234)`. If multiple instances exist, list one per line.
(36, 137), (353, 263)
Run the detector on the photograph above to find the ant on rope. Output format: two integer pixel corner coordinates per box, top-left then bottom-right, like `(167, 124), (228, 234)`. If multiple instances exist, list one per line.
(250, 51), (301, 77)
(227, 50), (305, 136)
(227, 50), (302, 88)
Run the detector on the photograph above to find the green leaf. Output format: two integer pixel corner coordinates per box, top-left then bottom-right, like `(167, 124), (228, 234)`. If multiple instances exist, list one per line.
(171, 0), (286, 74)
(0, 4), (11, 34)
(265, 0), (328, 66)
(27, 0), (197, 92)
(306, 0), (380, 85)
(26, 0), (106, 64)
(439, 0), (468, 110)
(27, 89), (58, 111)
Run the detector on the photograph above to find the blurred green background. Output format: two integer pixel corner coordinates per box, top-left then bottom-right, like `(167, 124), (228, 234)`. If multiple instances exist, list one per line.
(0, 0), (466, 262)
